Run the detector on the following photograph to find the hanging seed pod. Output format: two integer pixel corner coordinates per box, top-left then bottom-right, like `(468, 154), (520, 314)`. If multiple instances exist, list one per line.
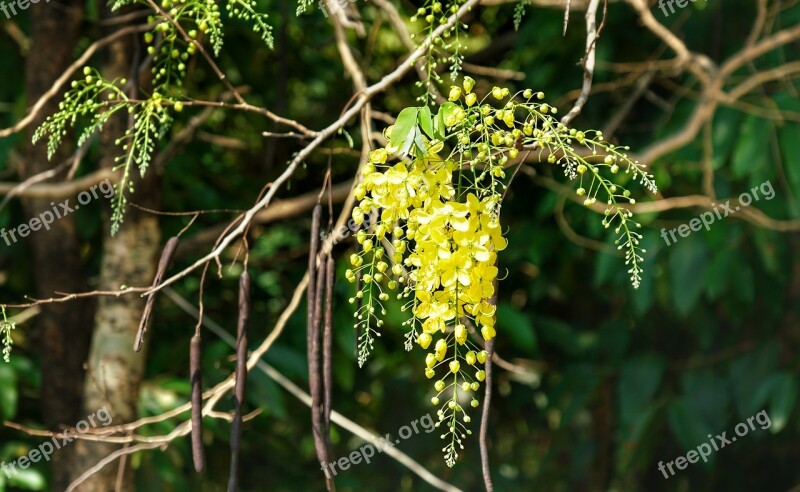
(307, 205), (335, 490)
(190, 333), (205, 474)
(228, 271), (251, 492)
(307, 205), (321, 382)
(323, 255), (335, 433)
(135, 236), (179, 352)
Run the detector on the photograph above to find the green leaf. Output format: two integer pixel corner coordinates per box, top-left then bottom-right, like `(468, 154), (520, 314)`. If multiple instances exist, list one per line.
(778, 122), (800, 217)
(669, 237), (709, 316)
(8, 468), (45, 491)
(616, 403), (660, 473)
(413, 126), (428, 155)
(705, 249), (733, 300)
(389, 107), (419, 152)
(764, 372), (797, 434)
(400, 126), (418, 157)
(680, 369), (729, 428)
(248, 367), (288, 419)
(495, 302), (536, 352)
(711, 105), (743, 170)
(417, 105), (434, 139)
(728, 342), (778, 420)
(534, 317), (582, 357)
(438, 102), (458, 123)
(668, 398), (715, 457)
(0, 365), (17, 420)
(433, 113), (445, 140)
(731, 115), (770, 179)
(618, 354), (665, 429)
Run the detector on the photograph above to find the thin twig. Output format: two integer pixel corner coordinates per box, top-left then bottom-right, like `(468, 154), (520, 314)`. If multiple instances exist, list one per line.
(560, 0), (602, 125)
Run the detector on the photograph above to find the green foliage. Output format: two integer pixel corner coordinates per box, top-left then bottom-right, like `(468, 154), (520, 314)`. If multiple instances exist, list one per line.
(409, 0), (470, 103)
(512, 0), (526, 31)
(33, 0), (275, 234)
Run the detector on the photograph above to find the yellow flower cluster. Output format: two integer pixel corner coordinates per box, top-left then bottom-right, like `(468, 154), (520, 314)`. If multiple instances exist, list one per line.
(346, 137), (507, 466)
(346, 80), (655, 466)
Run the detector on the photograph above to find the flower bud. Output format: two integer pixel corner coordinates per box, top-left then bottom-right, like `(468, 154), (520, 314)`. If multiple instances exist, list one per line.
(434, 339), (447, 361)
(418, 332), (433, 349)
(455, 324), (467, 345)
(463, 76), (475, 93)
(465, 351), (477, 365)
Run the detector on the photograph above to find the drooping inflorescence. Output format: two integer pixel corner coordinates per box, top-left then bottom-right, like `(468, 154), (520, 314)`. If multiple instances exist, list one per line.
(347, 78), (656, 466)
(1, 306), (15, 363)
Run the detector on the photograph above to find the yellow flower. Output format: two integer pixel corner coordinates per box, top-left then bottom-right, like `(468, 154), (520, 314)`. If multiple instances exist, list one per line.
(370, 148), (388, 163)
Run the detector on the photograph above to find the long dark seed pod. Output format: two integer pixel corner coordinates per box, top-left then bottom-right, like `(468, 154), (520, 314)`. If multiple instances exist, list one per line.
(135, 236), (180, 351)
(323, 256), (335, 434)
(228, 271), (251, 492)
(307, 205), (321, 374)
(306, 205), (335, 490)
(190, 333), (205, 474)
(312, 255), (335, 491)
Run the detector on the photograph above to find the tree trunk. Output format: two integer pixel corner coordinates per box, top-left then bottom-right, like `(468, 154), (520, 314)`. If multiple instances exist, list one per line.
(22, 2), (93, 490)
(73, 10), (161, 491)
